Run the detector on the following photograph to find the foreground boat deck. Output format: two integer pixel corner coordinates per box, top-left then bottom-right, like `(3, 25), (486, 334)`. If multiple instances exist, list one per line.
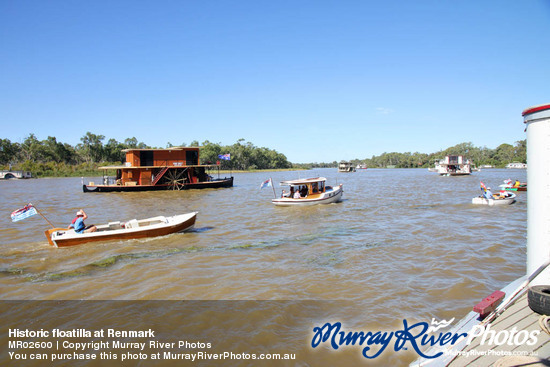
(447, 293), (550, 366)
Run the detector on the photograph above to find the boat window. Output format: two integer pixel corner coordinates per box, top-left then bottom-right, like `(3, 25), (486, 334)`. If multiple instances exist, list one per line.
(312, 182), (318, 193)
(448, 156), (459, 164)
(186, 150), (199, 165)
(319, 181), (325, 192)
(140, 151), (154, 166)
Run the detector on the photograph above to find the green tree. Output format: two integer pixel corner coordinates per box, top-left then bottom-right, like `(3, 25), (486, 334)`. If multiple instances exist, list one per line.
(79, 132), (105, 163)
(495, 143), (515, 165)
(0, 139), (19, 166)
(199, 140), (223, 164)
(104, 139), (125, 162)
(124, 137), (138, 149)
(20, 134), (44, 162)
(42, 136), (75, 163)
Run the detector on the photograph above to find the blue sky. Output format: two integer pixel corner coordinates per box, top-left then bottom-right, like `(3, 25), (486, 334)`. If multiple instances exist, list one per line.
(1, 1), (549, 163)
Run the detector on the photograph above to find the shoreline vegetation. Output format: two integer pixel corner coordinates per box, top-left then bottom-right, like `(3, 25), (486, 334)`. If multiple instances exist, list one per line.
(1, 133), (526, 178)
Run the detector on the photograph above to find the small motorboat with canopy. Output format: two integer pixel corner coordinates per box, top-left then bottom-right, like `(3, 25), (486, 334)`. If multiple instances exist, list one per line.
(271, 177), (343, 206)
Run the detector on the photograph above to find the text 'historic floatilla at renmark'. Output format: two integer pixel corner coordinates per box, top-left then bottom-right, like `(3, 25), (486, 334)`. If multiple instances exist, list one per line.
(9, 328), (155, 338)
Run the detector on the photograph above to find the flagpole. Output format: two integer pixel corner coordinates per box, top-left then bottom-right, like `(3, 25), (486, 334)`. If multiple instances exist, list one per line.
(270, 177), (276, 198)
(33, 204), (55, 228)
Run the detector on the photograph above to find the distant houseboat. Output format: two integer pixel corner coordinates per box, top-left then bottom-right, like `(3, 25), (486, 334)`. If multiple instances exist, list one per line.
(506, 162), (527, 169)
(434, 155), (472, 176)
(338, 161), (355, 172)
(0, 170), (32, 179)
(83, 147), (233, 192)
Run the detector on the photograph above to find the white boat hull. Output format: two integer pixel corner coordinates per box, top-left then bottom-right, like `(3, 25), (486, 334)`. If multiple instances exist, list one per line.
(272, 185), (343, 206)
(472, 193), (516, 206)
(440, 172), (471, 176)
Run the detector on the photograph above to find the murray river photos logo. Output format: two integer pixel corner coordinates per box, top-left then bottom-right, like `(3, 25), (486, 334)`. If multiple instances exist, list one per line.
(310, 318), (540, 359)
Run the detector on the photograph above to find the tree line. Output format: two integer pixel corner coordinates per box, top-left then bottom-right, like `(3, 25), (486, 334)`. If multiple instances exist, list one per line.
(291, 141), (526, 169)
(0, 133), (292, 177)
(353, 141), (526, 169)
(1, 134), (526, 177)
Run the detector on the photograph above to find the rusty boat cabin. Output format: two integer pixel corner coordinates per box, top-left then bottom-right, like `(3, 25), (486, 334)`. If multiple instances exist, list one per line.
(83, 147), (233, 192)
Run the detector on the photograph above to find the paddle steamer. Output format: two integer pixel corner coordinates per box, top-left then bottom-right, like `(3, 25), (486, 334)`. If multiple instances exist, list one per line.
(83, 147), (233, 192)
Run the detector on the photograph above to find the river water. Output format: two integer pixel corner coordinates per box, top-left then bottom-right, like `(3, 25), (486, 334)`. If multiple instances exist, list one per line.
(0, 168), (527, 366)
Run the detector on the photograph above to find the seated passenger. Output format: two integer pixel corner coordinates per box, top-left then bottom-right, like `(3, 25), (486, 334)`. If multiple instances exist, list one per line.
(293, 190), (301, 199)
(71, 209), (97, 233)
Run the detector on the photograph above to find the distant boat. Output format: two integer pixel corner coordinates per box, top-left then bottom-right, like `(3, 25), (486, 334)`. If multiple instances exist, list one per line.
(506, 162), (527, 169)
(499, 179), (527, 191)
(433, 155), (472, 176)
(356, 164), (367, 170)
(0, 170), (32, 179)
(45, 212), (197, 247)
(272, 177), (343, 206)
(338, 161), (355, 172)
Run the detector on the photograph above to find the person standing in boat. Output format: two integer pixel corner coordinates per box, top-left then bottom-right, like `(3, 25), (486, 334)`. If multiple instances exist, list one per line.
(484, 187), (494, 199)
(69, 209), (97, 233)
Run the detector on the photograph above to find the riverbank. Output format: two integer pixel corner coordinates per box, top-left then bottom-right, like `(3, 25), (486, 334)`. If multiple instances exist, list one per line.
(16, 167), (312, 178)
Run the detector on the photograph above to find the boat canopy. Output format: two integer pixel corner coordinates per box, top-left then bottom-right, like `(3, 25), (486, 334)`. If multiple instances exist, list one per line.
(279, 177), (326, 186)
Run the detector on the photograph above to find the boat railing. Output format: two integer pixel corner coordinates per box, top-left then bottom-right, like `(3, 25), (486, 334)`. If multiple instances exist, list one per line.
(101, 175), (117, 186)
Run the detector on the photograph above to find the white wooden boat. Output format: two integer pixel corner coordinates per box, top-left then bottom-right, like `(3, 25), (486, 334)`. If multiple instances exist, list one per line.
(472, 192), (516, 206)
(272, 177), (343, 206)
(45, 212), (197, 247)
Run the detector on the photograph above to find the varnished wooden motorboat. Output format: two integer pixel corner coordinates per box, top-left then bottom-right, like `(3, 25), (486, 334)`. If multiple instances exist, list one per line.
(45, 212), (197, 247)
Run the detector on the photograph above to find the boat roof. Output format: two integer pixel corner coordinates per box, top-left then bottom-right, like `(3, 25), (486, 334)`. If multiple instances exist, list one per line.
(121, 146), (199, 152)
(279, 177), (326, 185)
(96, 164), (218, 170)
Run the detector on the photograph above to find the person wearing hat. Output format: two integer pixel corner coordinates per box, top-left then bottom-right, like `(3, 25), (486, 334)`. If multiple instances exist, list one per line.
(68, 209), (97, 233)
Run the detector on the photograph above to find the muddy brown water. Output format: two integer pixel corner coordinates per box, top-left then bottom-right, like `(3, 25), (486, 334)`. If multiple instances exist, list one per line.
(0, 168), (527, 366)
